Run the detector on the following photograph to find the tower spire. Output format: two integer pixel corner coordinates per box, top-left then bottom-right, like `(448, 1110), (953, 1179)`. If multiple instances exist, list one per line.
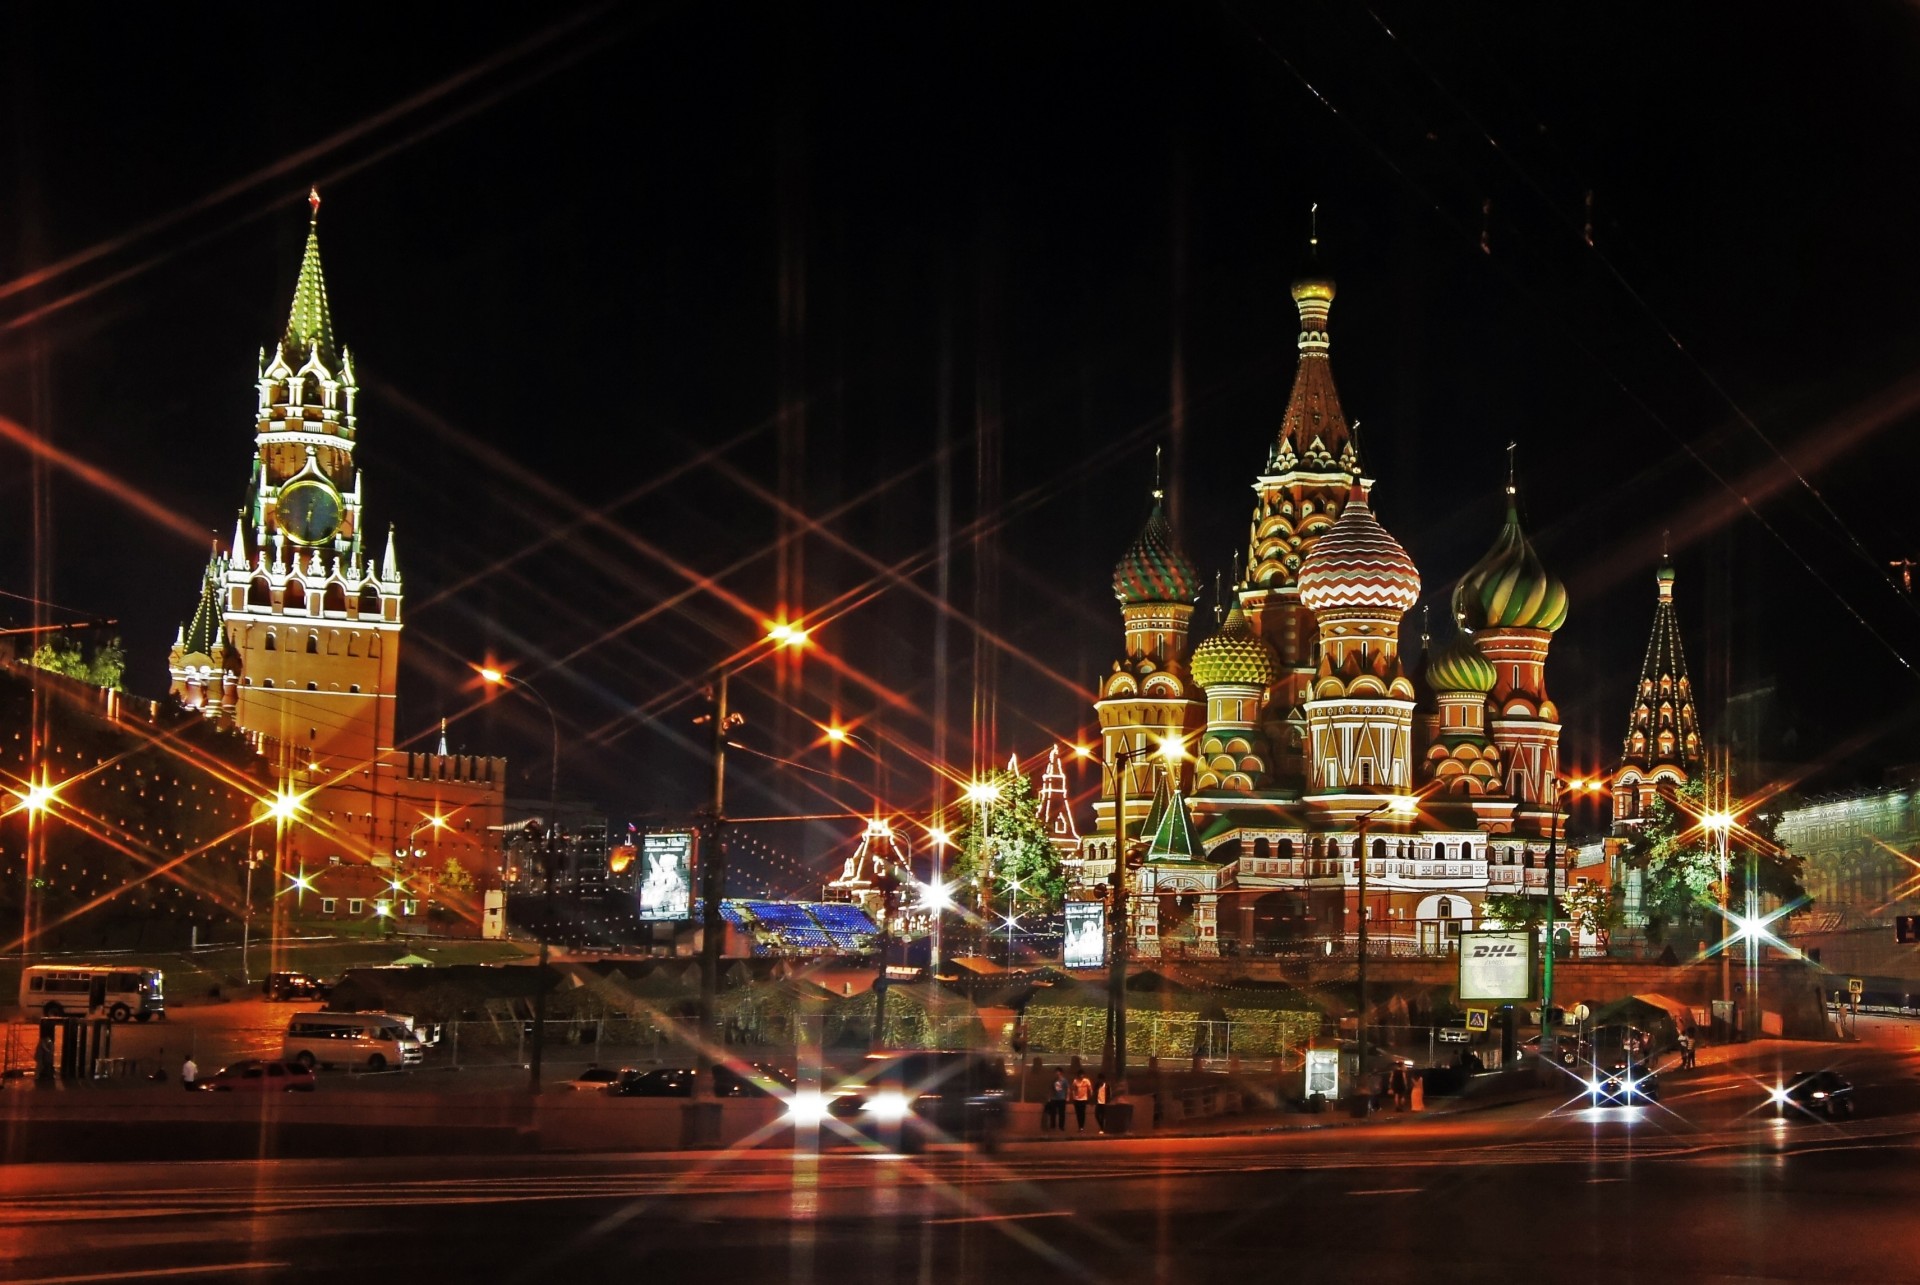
(283, 188), (337, 368)
(1613, 553), (1701, 812)
(1269, 211), (1356, 478)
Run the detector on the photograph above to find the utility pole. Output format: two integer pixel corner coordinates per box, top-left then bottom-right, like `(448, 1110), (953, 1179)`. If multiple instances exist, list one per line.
(699, 671), (730, 1099)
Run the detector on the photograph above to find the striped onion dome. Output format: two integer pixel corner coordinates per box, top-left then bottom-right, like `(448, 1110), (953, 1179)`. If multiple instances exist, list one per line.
(1425, 631), (1497, 694)
(1297, 484), (1421, 616)
(1190, 606), (1278, 689)
(1113, 499), (1200, 605)
(1452, 496), (1569, 632)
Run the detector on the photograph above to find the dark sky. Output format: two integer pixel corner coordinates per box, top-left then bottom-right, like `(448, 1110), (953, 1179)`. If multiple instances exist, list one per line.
(5, 4), (1920, 886)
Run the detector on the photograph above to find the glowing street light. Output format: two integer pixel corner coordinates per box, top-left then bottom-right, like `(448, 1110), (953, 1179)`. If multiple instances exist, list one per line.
(767, 621), (810, 648)
(965, 780), (1002, 806)
(16, 781), (57, 815)
(266, 790), (305, 823)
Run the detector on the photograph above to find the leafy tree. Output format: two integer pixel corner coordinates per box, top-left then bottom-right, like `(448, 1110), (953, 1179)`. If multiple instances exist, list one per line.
(1482, 891), (1551, 930)
(29, 635), (125, 691)
(1564, 882), (1620, 939)
(951, 768), (1064, 918)
(1623, 775), (1803, 944)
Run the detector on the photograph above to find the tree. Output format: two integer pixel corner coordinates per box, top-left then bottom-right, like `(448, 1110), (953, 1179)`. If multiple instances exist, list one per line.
(28, 635), (125, 691)
(1564, 882), (1620, 939)
(1623, 775), (1803, 944)
(1482, 891), (1552, 930)
(951, 768), (1064, 919)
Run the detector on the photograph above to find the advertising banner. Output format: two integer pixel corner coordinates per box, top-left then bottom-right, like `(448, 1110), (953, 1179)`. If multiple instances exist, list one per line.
(1063, 901), (1106, 969)
(1458, 929), (1534, 1002)
(638, 831), (694, 921)
(1305, 1047), (1339, 1099)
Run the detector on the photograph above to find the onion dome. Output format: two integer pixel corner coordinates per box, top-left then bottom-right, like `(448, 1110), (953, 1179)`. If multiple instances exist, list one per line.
(1113, 497), (1200, 605)
(1191, 606), (1279, 689)
(1297, 484), (1422, 615)
(1451, 493), (1569, 633)
(1425, 631), (1497, 694)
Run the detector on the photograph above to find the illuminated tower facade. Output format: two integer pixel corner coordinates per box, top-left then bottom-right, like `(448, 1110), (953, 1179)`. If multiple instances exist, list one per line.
(166, 195), (505, 884)
(1297, 482), (1422, 816)
(1611, 553), (1701, 826)
(1241, 245), (1364, 790)
(1452, 478), (1568, 821)
(1092, 477), (1204, 840)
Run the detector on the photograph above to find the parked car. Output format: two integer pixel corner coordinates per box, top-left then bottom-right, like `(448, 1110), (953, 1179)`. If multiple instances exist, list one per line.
(559, 1066), (622, 1092)
(606, 1064), (793, 1098)
(816, 1051), (1009, 1152)
(1771, 1070), (1855, 1120)
(199, 1059), (317, 1093)
(262, 972), (330, 1002)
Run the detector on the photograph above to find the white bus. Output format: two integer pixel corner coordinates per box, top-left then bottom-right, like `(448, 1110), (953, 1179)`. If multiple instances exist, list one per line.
(282, 1012), (424, 1071)
(19, 965), (166, 1022)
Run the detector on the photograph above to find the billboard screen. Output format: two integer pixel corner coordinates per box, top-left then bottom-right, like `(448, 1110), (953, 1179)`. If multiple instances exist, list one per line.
(1063, 901), (1105, 969)
(1458, 930), (1534, 1002)
(638, 831), (694, 921)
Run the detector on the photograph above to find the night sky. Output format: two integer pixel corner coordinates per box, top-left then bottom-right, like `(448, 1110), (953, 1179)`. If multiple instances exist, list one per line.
(5, 5), (1920, 886)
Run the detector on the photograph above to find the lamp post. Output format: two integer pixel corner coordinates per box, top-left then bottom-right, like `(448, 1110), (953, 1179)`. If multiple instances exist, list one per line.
(265, 784), (304, 981)
(1538, 776), (1603, 1071)
(1353, 795), (1416, 1102)
(695, 624), (809, 1100)
(1703, 808), (1736, 1037)
(965, 779), (1002, 963)
(1101, 734), (1186, 1092)
(9, 776), (57, 970)
(478, 666), (561, 1095)
(926, 826), (953, 974)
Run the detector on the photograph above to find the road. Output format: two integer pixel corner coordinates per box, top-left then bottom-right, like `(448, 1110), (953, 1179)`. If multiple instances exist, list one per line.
(5, 1028), (1919, 1284)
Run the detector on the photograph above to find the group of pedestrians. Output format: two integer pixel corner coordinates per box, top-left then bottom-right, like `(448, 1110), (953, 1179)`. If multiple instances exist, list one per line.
(1042, 1066), (1116, 1133)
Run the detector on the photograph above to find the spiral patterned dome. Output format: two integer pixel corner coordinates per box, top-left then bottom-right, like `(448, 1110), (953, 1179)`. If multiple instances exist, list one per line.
(1113, 499), (1200, 605)
(1452, 497), (1568, 632)
(1297, 484), (1421, 616)
(1425, 631), (1497, 694)
(1191, 606), (1279, 689)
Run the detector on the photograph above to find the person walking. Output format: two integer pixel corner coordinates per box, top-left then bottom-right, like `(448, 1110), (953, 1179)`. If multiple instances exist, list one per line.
(1048, 1070), (1068, 1131)
(1093, 1073), (1108, 1133)
(181, 1055), (199, 1092)
(1071, 1070), (1093, 1132)
(1390, 1066), (1410, 1111)
(34, 1036), (54, 1086)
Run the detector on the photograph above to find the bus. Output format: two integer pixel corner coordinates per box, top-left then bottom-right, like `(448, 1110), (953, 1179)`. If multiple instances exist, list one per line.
(20, 965), (166, 1022)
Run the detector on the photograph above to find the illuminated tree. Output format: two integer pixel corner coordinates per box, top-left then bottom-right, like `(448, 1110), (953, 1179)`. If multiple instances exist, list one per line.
(1624, 775), (1802, 944)
(951, 769), (1064, 917)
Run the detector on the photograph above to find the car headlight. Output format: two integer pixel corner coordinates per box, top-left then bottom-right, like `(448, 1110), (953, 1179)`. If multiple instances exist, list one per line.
(784, 1091), (830, 1126)
(864, 1091), (913, 1122)
(1587, 1079), (1603, 1093)
(1769, 1088), (1791, 1105)
(1810, 1090), (1828, 1100)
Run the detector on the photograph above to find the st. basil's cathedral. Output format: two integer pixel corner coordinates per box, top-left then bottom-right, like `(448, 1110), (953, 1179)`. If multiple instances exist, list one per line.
(1070, 241), (1594, 959)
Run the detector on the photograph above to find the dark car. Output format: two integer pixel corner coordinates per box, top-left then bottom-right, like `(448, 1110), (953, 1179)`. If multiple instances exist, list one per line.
(262, 972), (330, 1002)
(606, 1064), (793, 1098)
(1771, 1070), (1855, 1120)
(819, 1051), (1008, 1152)
(200, 1059), (317, 1093)
(1589, 1056), (1659, 1106)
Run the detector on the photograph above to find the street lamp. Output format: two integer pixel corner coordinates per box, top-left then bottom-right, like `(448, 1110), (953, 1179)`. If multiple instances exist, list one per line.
(9, 774), (59, 970)
(478, 665), (561, 1095)
(926, 826), (953, 973)
(1538, 776), (1604, 1072)
(1102, 732), (1187, 1092)
(264, 785), (306, 980)
(696, 623), (810, 1101)
(1702, 808), (1737, 1036)
(1353, 794), (1416, 1103)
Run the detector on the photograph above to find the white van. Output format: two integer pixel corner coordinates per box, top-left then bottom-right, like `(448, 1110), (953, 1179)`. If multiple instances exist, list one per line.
(282, 1012), (423, 1071)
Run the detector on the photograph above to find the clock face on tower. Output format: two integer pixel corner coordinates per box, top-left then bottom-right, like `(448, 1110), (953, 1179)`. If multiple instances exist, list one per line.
(277, 479), (343, 546)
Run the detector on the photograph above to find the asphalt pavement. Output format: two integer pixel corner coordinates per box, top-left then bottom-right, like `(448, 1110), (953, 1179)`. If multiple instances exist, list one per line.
(4, 1022), (1918, 1283)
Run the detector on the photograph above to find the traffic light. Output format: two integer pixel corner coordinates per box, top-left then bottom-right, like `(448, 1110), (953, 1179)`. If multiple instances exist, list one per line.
(1896, 915), (1920, 944)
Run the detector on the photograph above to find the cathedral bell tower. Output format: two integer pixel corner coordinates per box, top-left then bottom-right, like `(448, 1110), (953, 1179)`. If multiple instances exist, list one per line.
(1094, 462), (1204, 836)
(1451, 469), (1568, 822)
(172, 191), (403, 772)
(1296, 481), (1422, 818)
(1242, 225), (1365, 791)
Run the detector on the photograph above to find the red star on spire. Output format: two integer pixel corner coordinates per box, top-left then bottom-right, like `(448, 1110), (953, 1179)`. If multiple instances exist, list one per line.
(308, 187), (321, 219)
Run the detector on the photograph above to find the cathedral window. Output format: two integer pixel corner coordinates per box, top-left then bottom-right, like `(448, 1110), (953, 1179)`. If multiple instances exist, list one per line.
(359, 586), (381, 616)
(248, 577), (272, 608)
(264, 631), (277, 652)
(1278, 838), (1294, 861)
(284, 581), (306, 611)
(1437, 895), (1453, 919)
(263, 680), (275, 688)
(306, 634), (320, 654)
(1433, 841), (1446, 861)
(350, 684), (360, 693)
(1357, 760), (1373, 785)
(307, 682), (318, 691)
(1254, 837), (1270, 860)
(324, 583), (347, 614)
